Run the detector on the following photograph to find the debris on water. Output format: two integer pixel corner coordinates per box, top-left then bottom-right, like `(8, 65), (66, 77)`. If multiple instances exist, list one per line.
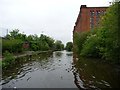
(76, 58), (78, 60)
(14, 87), (17, 89)
(27, 77), (31, 81)
(92, 76), (95, 79)
(59, 60), (61, 61)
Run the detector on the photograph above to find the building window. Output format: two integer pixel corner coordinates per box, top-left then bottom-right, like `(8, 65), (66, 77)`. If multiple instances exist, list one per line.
(101, 10), (104, 15)
(90, 17), (94, 23)
(90, 22), (94, 29)
(96, 17), (100, 25)
(90, 10), (94, 17)
(96, 10), (100, 16)
(90, 15), (94, 29)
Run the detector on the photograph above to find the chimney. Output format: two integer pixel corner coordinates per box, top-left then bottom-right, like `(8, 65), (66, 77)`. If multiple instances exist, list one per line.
(80, 5), (87, 9)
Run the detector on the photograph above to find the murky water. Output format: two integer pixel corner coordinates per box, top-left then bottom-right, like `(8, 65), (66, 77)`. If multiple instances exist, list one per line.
(1, 51), (120, 89)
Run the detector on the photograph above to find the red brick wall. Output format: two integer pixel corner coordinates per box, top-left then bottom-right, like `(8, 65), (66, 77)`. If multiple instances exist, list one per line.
(73, 5), (108, 33)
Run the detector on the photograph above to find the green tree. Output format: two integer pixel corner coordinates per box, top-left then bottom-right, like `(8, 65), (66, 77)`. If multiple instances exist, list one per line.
(73, 2), (120, 64)
(54, 40), (64, 51)
(2, 39), (23, 53)
(66, 42), (73, 51)
(9, 29), (19, 39)
(73, 31), (90, 54)
(97, 2), (120, 62)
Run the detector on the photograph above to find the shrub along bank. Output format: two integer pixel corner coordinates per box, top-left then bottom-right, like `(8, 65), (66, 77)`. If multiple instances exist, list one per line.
(1, 30), (64, 68)
(73, 2), (120, 64)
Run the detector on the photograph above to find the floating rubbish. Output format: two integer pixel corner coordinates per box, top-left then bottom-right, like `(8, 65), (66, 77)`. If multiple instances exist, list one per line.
(27, 77), (31, 81)
(14, 87), (17, 89)
(76, 58), (78, 60)
(92, 76), (95, 79)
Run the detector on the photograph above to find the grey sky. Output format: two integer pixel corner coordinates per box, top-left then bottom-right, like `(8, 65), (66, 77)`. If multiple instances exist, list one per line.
(0, 0), (112, 44)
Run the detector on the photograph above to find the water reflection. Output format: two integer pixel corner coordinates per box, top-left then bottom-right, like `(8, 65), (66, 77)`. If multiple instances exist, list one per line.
(66, 52), (73, 56)
(1, 51), (120, 88)
(54, 51), (63, 57)
(2, 52), (53, 85)
(72, 53), (120, 89)
(2, 51), (77, 88)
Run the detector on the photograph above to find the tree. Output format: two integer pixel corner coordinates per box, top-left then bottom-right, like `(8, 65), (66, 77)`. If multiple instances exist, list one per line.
(9, 29), (19, 39)
(54, 40), (64, 51)
(97, 2), (120, 62)
(66, 42), (73, 51)
(73, 2), (120, 63)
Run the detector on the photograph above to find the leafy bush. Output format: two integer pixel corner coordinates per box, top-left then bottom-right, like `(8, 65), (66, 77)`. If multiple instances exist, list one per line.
(2, 39), (23, 53)
(2, 51), (15, 68)
(73, 2), (120, 64)
(3, 29), (65, 52)
(96, 2), (120, 63)
(80, 34), (100, 57)
(66, 42), (73, 51)
(73, 31), (90, 54)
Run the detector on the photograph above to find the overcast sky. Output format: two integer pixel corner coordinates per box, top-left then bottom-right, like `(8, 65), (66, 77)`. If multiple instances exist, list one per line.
(0, 0), (113, 44)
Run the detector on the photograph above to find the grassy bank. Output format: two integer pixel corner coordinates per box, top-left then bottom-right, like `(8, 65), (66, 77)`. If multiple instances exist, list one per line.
(1, 50), (53, 69)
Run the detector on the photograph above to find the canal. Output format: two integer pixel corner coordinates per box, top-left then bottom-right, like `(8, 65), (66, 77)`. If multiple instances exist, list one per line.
(1, 50), (120, 89)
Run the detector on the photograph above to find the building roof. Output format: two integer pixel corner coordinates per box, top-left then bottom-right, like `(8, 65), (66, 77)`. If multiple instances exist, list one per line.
(80, 5), (109, 8)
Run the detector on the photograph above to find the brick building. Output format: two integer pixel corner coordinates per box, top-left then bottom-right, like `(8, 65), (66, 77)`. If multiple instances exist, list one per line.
(73, 5), (108, 33)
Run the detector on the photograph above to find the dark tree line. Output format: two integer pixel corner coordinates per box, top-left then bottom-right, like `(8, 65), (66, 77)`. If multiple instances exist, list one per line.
(2, 29), (64, 54)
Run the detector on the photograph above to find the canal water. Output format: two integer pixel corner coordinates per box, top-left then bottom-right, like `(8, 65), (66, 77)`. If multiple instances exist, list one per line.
(1, 50), (120, 89)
